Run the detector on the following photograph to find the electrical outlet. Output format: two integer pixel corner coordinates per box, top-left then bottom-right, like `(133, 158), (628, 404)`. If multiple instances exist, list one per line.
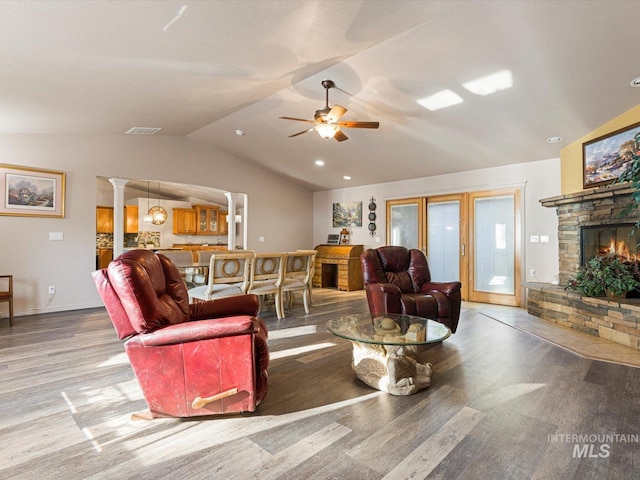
(48, 285), (56, 295)
(529, 269), (536, 277)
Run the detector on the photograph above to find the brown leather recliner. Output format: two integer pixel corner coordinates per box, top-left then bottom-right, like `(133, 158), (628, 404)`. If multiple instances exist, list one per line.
(92, 249), (269, 418)
(361, 246), (462, 333)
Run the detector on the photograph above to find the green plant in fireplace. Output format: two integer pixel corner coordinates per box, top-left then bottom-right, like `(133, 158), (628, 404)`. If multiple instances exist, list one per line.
(566, 253), (640, 298)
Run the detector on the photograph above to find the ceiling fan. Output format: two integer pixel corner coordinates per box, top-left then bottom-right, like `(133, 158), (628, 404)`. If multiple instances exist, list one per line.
(280, 79), (379, 142)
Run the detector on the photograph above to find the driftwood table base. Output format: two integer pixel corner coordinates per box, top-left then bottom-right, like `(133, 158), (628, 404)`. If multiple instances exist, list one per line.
(350, 341), (433, 395)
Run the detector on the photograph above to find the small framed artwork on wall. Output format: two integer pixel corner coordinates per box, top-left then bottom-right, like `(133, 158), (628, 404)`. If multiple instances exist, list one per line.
(332, 201), (362, 227)
(0, 164), (66, 218)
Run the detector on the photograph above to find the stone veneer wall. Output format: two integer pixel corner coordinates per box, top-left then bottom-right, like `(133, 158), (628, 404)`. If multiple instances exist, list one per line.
(527, 284), (640, 350)
(526, 183), (640, 350)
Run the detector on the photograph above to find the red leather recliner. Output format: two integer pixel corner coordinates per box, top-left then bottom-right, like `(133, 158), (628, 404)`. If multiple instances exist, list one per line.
(92, 249), (269, 418)
(361, 246), (462, 333)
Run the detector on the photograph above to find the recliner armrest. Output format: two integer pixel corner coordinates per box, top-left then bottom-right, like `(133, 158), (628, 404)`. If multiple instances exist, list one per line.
(365, 282), (402, 296)
(134, 315), (261, 346)
(420, 281), (461, 296)
(365, 283), (404, 314)
(189, 294), (260, 320)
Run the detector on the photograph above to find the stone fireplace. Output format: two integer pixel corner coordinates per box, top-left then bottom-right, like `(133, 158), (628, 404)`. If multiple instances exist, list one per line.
(526, 183), (640, 350)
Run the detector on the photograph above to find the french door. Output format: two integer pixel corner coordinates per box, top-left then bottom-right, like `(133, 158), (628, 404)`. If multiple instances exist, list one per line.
(387, 188), (522, 306)
(426, 194), (468, 300)
(467, 189), (521, 306)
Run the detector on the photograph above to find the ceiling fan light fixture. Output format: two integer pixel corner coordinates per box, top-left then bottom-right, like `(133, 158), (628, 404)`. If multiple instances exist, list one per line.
(315, 123), (339, 140)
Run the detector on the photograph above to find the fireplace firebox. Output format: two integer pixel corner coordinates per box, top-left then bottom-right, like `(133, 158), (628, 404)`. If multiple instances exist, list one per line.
(580, 224), (638, 265)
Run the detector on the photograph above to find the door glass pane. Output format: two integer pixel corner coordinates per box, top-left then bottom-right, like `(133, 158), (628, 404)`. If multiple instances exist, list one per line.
(474, 195), (514, 294)
(390, 204), (419, 249)
(427, 201), (460, 282)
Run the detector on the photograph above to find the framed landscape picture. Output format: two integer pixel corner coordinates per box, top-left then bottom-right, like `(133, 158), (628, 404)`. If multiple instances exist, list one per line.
(0, 164), (66, 217)
(583, 121), (640, 188)
(332, 201), (362, 227)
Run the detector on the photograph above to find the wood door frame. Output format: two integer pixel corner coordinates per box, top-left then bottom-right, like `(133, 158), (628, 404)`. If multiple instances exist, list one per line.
(467, 188), (522, 306)
(386, 197), (427, 251)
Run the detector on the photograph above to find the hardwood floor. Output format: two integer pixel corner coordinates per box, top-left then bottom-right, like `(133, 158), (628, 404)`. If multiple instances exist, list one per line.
(1, 289), (639, 480)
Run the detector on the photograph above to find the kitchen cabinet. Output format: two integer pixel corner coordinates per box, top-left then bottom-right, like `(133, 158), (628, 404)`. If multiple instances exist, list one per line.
(173, 208), (197, 234)
(195, 205), (219, 235)
(97, 206), (138, 234)
(96, 207), (114, 233)
(219, 211), (228, 234)
(124, 205), (138, 234)
(97, 248), (113, 269)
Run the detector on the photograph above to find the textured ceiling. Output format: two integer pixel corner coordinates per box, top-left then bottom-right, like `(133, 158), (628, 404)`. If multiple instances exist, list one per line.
(3, 1), (640, 192)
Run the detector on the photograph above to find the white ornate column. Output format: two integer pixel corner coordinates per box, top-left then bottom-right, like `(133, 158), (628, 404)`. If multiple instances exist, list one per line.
(109, 178), (129, 258)
(224, 192), (236, 250)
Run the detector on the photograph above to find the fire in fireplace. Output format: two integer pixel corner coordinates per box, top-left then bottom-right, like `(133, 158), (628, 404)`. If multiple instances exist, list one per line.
(580, 224), (639, 265)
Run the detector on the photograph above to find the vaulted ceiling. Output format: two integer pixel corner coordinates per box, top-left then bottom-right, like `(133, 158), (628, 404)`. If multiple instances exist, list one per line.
(3, 1), (639, 191)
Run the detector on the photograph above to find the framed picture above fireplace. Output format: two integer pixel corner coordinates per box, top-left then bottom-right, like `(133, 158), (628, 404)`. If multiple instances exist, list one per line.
(583, 121), (640, 189)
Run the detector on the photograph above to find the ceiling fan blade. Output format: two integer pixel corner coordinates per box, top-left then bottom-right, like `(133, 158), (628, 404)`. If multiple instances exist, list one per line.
(334, 129), (349, 142)
(289, 128), (313, 138)
(279, 116), (316, 123)
(336, 121), (379, 129)
(326, 105), (347, 123)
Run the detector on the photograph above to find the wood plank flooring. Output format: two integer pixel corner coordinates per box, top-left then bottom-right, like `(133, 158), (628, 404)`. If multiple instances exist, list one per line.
(1, 289), (639, 480)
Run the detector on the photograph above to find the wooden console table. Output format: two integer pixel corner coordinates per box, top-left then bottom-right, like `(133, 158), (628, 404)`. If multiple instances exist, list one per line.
(312, 244), (363, 291)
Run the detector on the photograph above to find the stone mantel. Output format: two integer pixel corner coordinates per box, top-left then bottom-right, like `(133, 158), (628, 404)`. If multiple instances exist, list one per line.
(540, 183), (636, 209)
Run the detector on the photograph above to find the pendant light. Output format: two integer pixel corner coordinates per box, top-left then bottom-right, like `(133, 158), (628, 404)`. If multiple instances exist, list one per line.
(143, 181), (153, 223)
(147, 181), (167, 225)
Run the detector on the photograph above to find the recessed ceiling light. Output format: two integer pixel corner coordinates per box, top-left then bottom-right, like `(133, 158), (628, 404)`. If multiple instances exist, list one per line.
(463, 70), (513, 96)
(547, 136), (563, 144)
(235, 129), (246, 136)
(630, 77), (640, 87)
(417, 89), (464, 111)
(315, 160), (325, 166)
(343, 175), (351, 180)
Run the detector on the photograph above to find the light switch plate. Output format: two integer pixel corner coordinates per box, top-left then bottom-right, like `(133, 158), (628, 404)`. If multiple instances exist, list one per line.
(49, 232), (63, 241)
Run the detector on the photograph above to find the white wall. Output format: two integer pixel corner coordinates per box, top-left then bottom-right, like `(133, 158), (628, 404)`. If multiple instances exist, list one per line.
(0, 134), (313, 316)
(313, 158), (561, 287)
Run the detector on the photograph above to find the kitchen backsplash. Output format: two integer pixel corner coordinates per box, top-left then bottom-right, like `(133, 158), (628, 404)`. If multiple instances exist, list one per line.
(137, 231), (160, 247)
(96, 232), (160, 248)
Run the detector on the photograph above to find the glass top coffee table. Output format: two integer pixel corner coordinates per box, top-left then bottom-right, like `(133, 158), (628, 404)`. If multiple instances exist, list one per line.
(326, 313), (451, 395)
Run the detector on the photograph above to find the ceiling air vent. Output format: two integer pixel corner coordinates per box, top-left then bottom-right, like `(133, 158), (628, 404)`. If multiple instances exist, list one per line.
(125, 127), (162, 135)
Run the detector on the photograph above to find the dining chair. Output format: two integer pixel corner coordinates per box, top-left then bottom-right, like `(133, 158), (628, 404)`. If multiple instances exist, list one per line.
(0, 275), (14, 327)
(248, 252), (287, 319)
(188, 251), (254, 303)
(282, 250), (316, 314)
